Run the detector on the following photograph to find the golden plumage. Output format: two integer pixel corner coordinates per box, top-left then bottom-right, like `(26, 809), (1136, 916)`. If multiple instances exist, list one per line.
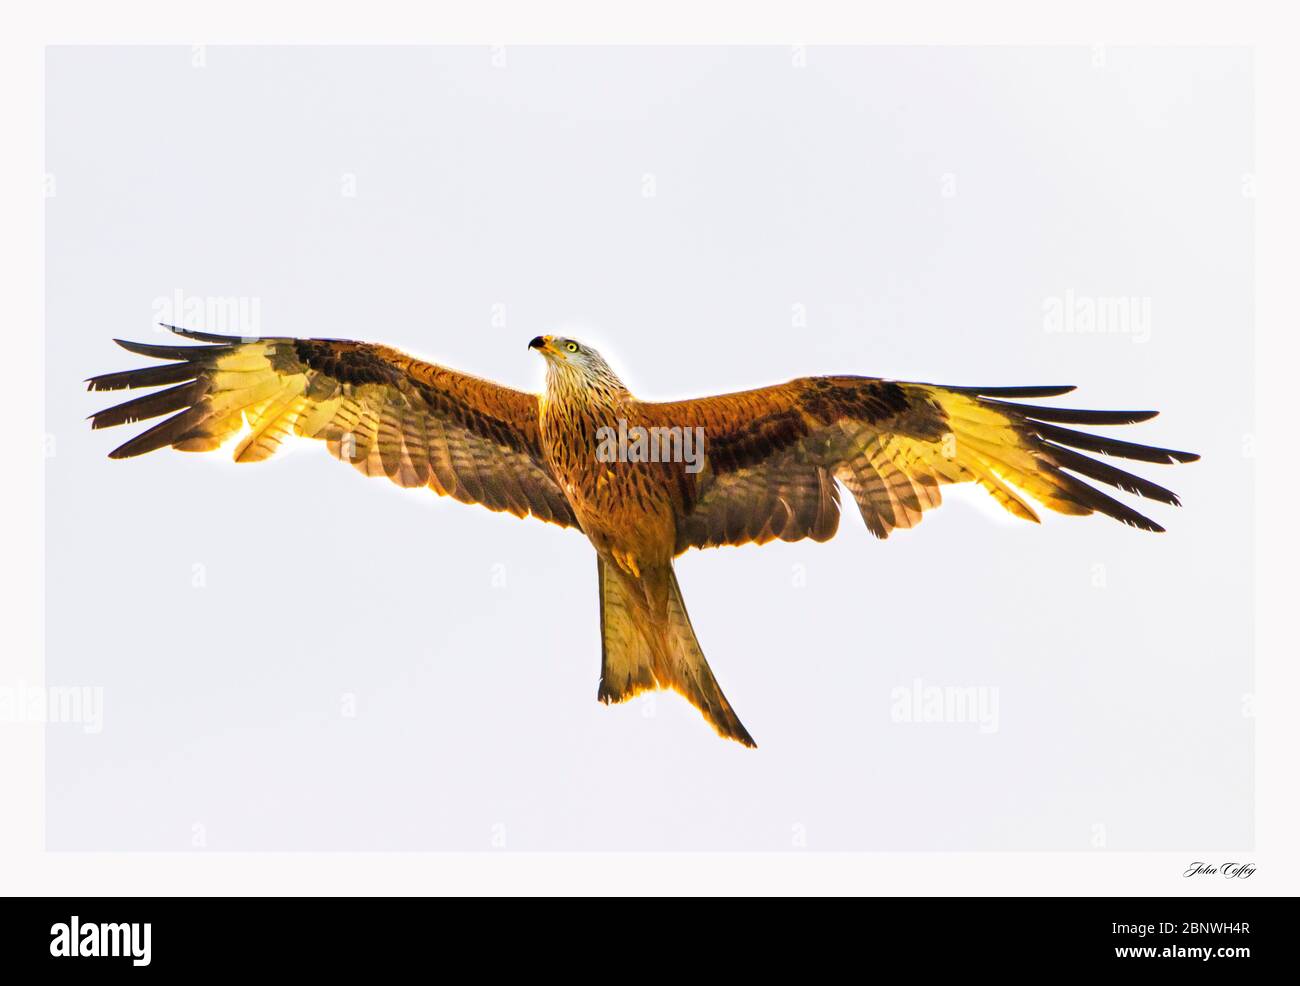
(89, 326), (1199, 747)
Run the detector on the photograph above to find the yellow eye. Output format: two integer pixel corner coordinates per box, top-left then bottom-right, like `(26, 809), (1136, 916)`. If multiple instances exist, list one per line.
(565, 342), (578, 353)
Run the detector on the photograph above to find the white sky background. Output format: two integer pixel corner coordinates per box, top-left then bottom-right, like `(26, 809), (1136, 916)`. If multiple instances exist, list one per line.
(46, 45), (1251, 850)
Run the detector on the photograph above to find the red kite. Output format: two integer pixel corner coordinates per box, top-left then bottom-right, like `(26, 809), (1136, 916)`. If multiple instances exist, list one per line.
(89, 326), (1198, 746)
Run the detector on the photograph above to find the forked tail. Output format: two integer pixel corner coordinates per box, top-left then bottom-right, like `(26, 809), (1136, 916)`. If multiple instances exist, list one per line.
(597, 556), (756, 748)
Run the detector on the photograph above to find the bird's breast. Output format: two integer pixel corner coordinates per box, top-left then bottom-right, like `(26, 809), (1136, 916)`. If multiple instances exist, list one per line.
(539, 397), (679, 561)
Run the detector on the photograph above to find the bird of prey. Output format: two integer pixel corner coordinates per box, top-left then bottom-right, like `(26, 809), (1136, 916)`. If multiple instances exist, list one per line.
(89, 325), (1198, 747)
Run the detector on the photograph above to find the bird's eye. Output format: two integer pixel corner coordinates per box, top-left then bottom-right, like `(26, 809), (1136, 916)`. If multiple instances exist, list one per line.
(565, 342), (578, 353)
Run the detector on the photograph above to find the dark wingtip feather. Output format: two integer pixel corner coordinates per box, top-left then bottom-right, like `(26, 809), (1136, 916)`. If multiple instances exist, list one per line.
(163, 323), (256, 343)
(986, 399), (1161, 426)
(1032, 421), (1199, 465)
(104, 406), (211, 459)
(86, 361), (199, 393)
(89, 380), (206, 430)
(950, 384), (1077, 398)
(1108, 509), (1166, 533)
(1057, 471), (1168, 532)
(1044, 442), (1184, 507)
(113, 337), (237, 361)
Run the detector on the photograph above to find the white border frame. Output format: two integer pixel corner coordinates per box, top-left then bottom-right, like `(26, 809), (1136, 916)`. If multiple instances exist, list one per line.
(3, 1), (1293, 896)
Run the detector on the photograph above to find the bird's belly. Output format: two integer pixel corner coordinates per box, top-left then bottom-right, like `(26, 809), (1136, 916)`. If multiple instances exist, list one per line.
(560, 462), (677, 573)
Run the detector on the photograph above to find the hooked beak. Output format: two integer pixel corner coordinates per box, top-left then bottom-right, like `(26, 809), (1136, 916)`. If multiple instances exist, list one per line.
(528, 335), (559, 359)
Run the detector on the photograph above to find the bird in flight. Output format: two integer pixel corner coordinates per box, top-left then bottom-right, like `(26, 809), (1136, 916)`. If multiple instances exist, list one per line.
(89, 325), (1198, 747)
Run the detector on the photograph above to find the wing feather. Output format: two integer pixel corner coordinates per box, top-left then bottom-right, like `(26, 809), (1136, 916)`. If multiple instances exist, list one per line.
(640, 375), (1197, 551)
(88, 326), (578, 528)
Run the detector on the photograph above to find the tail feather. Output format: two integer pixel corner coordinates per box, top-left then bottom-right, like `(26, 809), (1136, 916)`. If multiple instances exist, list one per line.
(597, 557), (756, 748)
(597, 555), (658, 703)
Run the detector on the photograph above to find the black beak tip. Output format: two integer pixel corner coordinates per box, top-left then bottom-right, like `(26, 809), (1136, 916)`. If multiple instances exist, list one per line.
(528, 336), (545, 351)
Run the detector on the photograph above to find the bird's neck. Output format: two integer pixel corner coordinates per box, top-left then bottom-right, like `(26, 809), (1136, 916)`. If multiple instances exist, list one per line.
(544, 364), (631, 414)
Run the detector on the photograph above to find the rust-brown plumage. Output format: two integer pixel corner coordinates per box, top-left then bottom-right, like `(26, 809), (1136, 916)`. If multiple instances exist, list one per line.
(89, 326), (1199, 747)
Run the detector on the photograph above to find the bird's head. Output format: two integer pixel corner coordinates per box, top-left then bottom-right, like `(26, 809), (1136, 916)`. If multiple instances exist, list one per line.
(528, 335), (626, 395)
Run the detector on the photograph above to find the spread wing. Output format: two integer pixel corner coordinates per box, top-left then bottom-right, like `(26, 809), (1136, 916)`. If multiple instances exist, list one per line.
(88, 325), (578, 527)
(641, 376), (1198, 553)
